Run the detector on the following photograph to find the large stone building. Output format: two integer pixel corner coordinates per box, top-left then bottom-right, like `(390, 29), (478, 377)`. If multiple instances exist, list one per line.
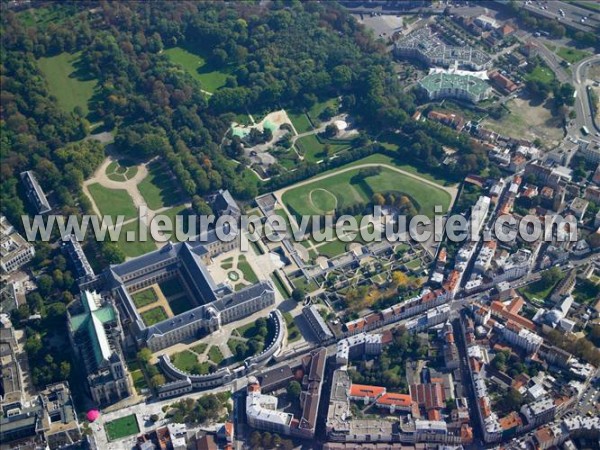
(104, 231), (275, 351)
(20, 170), (51, 214)
(419, 70), (492, 103)
(1, 215), (35, 273)
(67, 291), (132, 406)
(395, 27), (492, 71)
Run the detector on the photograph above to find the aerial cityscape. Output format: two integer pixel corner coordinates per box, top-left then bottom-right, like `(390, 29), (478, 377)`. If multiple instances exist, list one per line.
(0, 1), (599, 450)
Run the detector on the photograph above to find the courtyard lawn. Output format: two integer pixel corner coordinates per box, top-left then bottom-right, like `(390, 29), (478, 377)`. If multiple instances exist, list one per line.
(283, 312), (301, 343)
(207, 346), (224, 365)
(557, 47), (593, 64)
(87, 183), (138, 220)
(221, 257), (234, 270)
(141, 306), (168, 326)
(171, 350), (199, 373)
(105, 414), (139, 442)
(37, 52), (96, 115)
(130, 370), (148, 393)
(238, 255), (259, 283)
(235, 322), (262, 339)
(138, 162), (183, 210)
(290, 276), (319, 293)
(270, 272), (290, 298)
(116, 220), (158, 258)
(281, 166), (451, 219)
(287, 110), (313, 133)
(164, 46), (230, 93)
(405, 259), (423, 271)
(191, 343), (208, 355)
(131, 288), (158, 308)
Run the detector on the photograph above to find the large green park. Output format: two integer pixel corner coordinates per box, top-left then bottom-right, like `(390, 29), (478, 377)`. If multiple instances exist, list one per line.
(281, 164), (452, 219)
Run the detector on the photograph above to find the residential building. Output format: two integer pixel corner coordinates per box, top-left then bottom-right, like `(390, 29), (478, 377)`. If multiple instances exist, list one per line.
(302, 304), (334, 343)
(569, 197), (589, 221)
(0, 216), (35, 273)
(246, 377), (294, 435)
(419, 70), (492, 103)
(20, 170), (51, 214)
(578, 139), (600, 164)
(0, 382), (82, 449)
(395, 27), (492, 71)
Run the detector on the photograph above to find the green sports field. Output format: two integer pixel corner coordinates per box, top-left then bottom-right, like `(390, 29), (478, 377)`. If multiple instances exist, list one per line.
(164, 46), (230, 93)
(281, 166), (451, 219)
(105, 414), (139, 441)
(37, 52), (96, 115)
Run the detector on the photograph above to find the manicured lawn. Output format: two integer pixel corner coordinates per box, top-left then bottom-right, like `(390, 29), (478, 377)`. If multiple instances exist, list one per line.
(159, 278), (183, 297)
(141, 306), (168, 326)
(88, 183), (137, 220)
(138, 162), (183, 210)
(288, 110), (313, 133)
(345, 151), (457, 186)
(270, 272), (290, 298)
(37, 52), (96, 115)
(519, 277), (562, 303)
(310, 189), (338, 213)
(207, 346), (224, 365)
(283, 312), (301, 343)
(131, 288), (158, 308)
(105, 414), (139, 441)
(235, 322), (261, 339)
(169, 295), (193, 315)
(317, 239), (348, 258)
(158, 205), (193, 241)
(238, 255), (259, 283)
(526, 65), (555, 84)
(106, 159), (138, 182)
(295, 133), (351, 162)
(221, 257), (234, 270)
(191, 343), (208, 355)
(116, 220), (158, 258)
(291, 276), (319, 293)
(281, 166), (451, 219)
(131, 370), (148, 393)
(171, 350), (199, 372)
(405, 259), (422, 270)
(164, 46), (230, 92)
(557, 47), (593, 64)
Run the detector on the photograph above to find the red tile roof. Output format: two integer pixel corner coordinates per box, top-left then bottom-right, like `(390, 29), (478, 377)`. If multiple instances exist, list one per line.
(349, 384), (386, 399)
(376, 393), (413, 408)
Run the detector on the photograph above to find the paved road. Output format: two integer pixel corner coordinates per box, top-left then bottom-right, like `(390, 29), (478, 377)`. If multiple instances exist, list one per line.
(521, 0), (599, 33)
(571, 54), (600, 135)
